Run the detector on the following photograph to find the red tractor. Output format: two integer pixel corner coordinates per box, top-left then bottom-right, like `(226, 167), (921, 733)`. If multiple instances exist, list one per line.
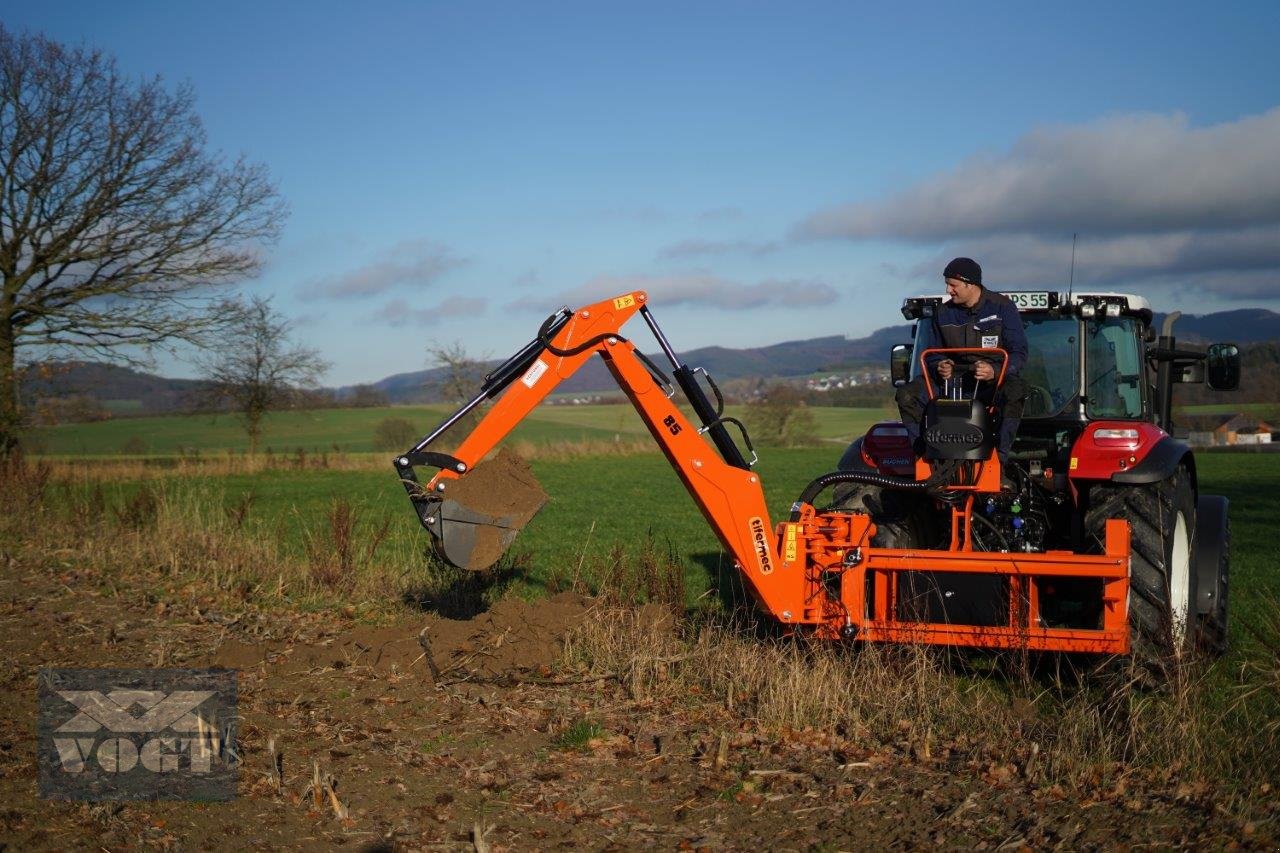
(394, 290), (1239, 668)
(838, 291), (1239, 662)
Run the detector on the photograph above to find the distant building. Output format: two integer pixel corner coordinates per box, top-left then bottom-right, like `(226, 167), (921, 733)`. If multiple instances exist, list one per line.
(1180, 413), (1274, 447)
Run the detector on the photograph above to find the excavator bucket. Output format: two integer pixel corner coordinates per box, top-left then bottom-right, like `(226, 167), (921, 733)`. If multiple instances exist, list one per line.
(419, 449), (548, 572)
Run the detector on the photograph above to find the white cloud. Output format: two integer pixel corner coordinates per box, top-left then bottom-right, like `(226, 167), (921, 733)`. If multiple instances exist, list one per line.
(698, 206), (744, 222)
(657, 239), (780, 260)
(371, 295), (487, 327)
(309, 239), (467, 298)
(592, 205), (668, 224)
(912, 225), (1280, 289)
(797, 109), (1280, 241)
(513, 268), (542, 288)
(509, 273), (838, 312)
(797, 108), (1280, 299)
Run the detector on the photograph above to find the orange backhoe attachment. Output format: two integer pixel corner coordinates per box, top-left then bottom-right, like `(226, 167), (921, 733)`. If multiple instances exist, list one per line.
(394, 292), (1132, 654)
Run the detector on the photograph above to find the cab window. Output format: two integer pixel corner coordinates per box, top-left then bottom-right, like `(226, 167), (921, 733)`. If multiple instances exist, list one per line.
(1086, 318), (1144, 419)
(1020, 317), (1079, 418)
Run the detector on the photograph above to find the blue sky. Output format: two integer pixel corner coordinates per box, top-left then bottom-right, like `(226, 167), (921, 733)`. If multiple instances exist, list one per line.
(6, 2), (1280, 384)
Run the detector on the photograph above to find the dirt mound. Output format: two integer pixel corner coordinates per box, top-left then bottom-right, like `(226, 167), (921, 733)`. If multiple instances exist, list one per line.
(418, 592), (592, 680)
(431, 447), (549, 571)
(214, 625), (427, 673)
(213, 592), (591, 682)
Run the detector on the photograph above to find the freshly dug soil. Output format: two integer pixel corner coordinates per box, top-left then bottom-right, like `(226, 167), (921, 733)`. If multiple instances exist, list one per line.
(445, 448), (548, 523)
(418, 592), (592, 680)
(436, 448), (549, 571)
(212, 591), (591, 682)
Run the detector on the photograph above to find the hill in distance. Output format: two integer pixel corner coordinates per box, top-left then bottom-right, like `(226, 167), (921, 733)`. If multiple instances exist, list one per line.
(367, 322), (911, 403)
(21, 307), (1280, 411)
(367, 306), (1280, 403)
(19, 361), (210, 415)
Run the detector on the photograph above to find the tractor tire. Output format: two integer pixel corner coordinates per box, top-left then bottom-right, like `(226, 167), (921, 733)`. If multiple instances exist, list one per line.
(1084, 466), (1197, 669)
(1194, 495), (1230, 657)
(829, 482), (933, 549)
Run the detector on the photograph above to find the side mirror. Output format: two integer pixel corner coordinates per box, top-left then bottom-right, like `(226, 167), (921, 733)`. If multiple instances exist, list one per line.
(1206, 343), (1240, 391)
(889, 344), (912, 387)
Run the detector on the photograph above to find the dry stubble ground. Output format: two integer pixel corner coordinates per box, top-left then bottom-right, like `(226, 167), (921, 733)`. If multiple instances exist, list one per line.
(2, 565), (1268, 851)
(0, 456), (1278, 850)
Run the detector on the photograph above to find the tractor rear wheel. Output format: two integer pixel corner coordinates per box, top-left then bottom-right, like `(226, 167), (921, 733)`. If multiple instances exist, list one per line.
(1194, 496), (1231, 657)
(830, 482), (933, 548)
(1084, 467), (1197, 669)
(831, 483), (939, 625)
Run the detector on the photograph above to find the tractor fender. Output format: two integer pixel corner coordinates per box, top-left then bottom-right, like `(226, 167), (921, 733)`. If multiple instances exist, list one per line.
(1112, 436), (1197, 488)
(839, 423), (916, 476)
(1069, 423), (1197, 491)
(1194, 495), (1229, 617)
(837, 437), (876, 473)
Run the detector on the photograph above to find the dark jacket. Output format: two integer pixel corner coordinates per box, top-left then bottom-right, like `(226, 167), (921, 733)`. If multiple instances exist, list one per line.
(927, 289), (1028, 377)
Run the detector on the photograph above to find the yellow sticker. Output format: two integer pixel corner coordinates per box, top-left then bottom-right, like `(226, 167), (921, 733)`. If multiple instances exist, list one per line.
(613, 294), (636, 310)
(1070, 457), (1079, 470)
(784, 524), (798, 563)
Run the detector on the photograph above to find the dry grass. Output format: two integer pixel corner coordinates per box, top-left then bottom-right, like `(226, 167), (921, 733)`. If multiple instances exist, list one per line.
(33, 437), (658, 481)
(5, 453), (1279, 804)
(505, 437), (657, 461)
(36, 449), (382, 481)
(1, 456), (419, 615)
(302, 498), (395, 592)
(1238, 598), (1280, 741)
(564, 599), (1280, 794)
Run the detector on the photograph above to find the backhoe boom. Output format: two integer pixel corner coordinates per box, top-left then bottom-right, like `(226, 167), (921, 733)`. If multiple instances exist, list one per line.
(396, 290), (1133, 653)
(395, 291), (805, 623)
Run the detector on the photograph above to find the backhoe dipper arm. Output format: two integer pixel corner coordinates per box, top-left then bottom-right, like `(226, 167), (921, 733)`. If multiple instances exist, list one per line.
(394, 291), (803, 624)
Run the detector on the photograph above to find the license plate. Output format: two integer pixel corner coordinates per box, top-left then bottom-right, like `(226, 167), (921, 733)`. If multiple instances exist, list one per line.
(1007, 291), (1050, 310)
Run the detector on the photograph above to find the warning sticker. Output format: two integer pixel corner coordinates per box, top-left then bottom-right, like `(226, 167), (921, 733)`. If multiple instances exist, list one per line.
(783, 524), (798, 563)
(521, 358), (549, 389)
(1070, 457), (1079, 470)
(613, 294), (636, 310)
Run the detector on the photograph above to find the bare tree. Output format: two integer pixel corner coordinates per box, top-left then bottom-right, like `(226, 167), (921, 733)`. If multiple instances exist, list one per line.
(425, 341), (487, 436)
(0, 26), (286, 454)
(196, 296), (328, 453)
(743, 383), (820, 447)
(348, 383), (389, 408)
(426, 341), (486, 405)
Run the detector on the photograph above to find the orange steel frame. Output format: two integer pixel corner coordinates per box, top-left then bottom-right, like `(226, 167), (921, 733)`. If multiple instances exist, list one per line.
(421, 291), (1132, 654)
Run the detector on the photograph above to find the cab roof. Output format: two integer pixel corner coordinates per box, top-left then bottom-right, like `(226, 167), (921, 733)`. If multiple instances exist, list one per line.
(900, 290), (1154, 325)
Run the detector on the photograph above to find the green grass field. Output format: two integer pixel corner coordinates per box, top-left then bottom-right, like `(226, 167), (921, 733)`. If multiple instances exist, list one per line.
(28, 402), (890, 456)
(24, 395), (1280, 642)
(531, 402), (892, 442)
(1180, 402), (1280, 420)
(52, 446), (847, 599)
(28, 404), (613, 455)
(53, 446), (1280, 631)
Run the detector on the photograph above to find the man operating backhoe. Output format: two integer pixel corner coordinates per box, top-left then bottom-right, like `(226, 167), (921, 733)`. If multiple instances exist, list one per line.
(895, 257), (1029, 465)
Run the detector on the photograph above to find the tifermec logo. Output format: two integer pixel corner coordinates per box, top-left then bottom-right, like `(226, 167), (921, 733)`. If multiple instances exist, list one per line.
(38, 669), (238, 801)
(924, 425), (984, 447)
(748, 517), (774, 575)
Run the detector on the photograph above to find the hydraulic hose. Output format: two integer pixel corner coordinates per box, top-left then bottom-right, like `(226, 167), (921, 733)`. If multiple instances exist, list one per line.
(790, 460), (964, 522)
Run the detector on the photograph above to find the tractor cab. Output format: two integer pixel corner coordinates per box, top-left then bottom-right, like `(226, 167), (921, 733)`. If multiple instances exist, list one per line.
(825, 290), (1240, 657)
(883, 290), (1240, 475)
